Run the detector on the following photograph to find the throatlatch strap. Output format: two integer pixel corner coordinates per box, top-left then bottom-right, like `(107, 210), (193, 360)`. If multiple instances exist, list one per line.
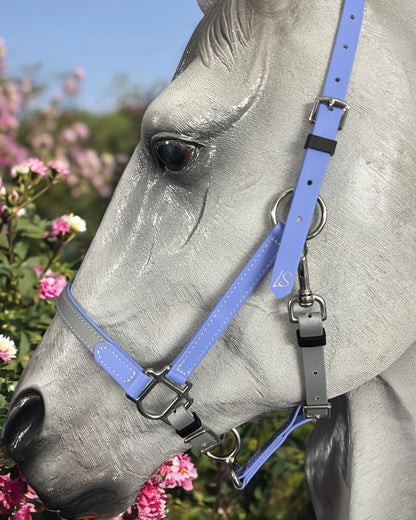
(235, 406), (311, 489)
(270, 0), (365, 298)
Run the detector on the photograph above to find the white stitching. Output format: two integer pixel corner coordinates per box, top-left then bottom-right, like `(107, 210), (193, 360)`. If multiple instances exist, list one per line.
(95, 345), (136, 383)
(175, 236), (279, 376)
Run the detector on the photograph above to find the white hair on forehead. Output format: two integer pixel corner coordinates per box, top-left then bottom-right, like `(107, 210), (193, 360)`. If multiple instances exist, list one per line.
(198, 0), (253, 69)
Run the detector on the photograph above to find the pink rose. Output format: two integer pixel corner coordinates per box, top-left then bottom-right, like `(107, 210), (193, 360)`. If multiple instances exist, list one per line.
(39, 272), (68, 300)
(50, 217), (70, 237)
(159, 453), (198, 491)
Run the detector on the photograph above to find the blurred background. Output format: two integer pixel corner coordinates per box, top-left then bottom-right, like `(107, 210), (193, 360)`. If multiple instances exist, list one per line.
(1, 2), (316, 518)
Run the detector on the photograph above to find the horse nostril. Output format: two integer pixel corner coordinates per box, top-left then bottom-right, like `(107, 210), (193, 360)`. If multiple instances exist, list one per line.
(3, 390), (45, 462)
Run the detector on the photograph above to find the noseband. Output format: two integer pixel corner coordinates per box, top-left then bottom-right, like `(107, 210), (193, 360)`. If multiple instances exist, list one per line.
(57, 0), (365, 489)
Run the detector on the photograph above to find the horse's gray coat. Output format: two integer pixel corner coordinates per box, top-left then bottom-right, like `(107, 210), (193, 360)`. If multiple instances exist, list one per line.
(4, 1), (416, 518)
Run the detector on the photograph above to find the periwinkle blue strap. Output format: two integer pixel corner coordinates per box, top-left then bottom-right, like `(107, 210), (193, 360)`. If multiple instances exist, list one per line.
(270, 0), (365, 299)
(56, 222), (284, 397)
(235, 406), (311, 489)
(168, 222), (284, 385)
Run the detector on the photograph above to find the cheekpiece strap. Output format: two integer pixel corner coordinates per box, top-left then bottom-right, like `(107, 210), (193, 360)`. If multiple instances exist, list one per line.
(270, 0), (365, 298)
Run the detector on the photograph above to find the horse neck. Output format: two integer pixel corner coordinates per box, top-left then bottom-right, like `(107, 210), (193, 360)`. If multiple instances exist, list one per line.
(305, 344), (416, 520)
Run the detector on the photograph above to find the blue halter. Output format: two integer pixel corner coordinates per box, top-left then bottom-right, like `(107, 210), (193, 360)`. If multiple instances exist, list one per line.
(56, 0), (365, 490)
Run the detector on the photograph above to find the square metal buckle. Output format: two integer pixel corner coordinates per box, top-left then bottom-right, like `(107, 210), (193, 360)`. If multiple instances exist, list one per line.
(309, 96), (350, 130)
(303, 403), (332, 419)
(127, 366), (193, 423)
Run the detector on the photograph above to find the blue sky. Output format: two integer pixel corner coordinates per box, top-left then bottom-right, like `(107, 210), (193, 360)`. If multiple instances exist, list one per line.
(2, 1), (203, 112)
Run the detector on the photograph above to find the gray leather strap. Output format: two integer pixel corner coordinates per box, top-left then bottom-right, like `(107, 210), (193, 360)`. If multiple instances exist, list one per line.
(298, 311), (331, 418)
(166, 404), (220, 452)
(57, 285), (104, 354)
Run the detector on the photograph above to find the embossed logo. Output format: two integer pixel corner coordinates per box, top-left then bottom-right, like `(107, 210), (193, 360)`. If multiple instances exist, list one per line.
(272, 270), (293, 288)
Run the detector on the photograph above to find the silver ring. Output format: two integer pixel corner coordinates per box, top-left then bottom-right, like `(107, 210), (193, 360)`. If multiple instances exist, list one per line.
(270, 188), (327, 240)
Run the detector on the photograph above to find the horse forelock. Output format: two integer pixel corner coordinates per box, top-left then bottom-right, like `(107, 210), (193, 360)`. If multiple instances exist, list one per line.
(198, 0), (253, 69)
(175, 0), (254, 76)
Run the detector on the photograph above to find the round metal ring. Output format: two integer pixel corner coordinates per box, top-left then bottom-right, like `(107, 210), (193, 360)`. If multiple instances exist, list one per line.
(205, 428), (241, 464)
(270, 188), (327, 240)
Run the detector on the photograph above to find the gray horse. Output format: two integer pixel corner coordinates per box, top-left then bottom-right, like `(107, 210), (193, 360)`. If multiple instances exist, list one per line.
(3, 0), (416, 519)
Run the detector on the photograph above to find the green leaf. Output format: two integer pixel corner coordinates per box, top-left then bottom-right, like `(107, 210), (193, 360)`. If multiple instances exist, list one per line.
(16, 216), (49, 239)
(14, 240), (30, 261)
(0, 393), (7, 409)
(17, 266), (38, 304)
(0, 234), (8, 250)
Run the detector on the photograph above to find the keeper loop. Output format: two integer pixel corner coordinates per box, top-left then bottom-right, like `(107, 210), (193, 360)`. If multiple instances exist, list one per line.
(305, 134), (337, 156)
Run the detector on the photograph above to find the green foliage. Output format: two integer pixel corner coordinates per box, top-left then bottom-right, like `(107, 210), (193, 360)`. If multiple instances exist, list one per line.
(0, 162), (86, 443)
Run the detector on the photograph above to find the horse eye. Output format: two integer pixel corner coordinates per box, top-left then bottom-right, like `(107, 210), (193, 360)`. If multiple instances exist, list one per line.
(152, 139), (196, 172)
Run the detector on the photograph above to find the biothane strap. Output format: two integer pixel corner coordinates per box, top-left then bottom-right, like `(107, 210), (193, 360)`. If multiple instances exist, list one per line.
(56, 222), (285, 399)
(270, 0), (365, 298)
(235, 406), (311, 488)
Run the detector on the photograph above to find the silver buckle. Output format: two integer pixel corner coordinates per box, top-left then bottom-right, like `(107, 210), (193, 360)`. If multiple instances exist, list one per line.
(288, 294), (327, 323)
(303, 404), (332, 419)
(127, 366), (193, 423)
(309, 96), (350, 130)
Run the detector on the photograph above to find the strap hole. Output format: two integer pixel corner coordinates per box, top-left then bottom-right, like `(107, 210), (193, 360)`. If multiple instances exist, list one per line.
(335, 77), (341, 83)
(307, 180), (313, 186)
(315, 396), (321, 401)
(313, 371), (318, 376)
(350, 14), (356, 19)
(296, 216), (302, 223)
(343, 44), (349, 49)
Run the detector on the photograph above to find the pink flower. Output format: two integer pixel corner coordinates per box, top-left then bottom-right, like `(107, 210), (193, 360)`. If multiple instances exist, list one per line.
(73, 67), (86, 80)
(63, 78), (78, 96)
(19, 157), (48, 177)
(32, 266), (43, 276)
(48, 159), (70, 176)
(61, 128), (78, 143)
(0, 473), (26, 511)
(31, 133), (54, 150)
(0, 177), (6, 196)
(136, 481), (167, 520)
(73, 122), (89, 139)
(0, 37), (6, 59)
(13, 502), (37, 520)
(159, 454), (198, 491)
(39, 272), (68, 299)
(50, 217), (70, 237)
(0, 334), (17, 362)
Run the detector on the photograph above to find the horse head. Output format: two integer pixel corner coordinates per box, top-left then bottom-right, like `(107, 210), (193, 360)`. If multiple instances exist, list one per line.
(3, 1), (416, 519)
